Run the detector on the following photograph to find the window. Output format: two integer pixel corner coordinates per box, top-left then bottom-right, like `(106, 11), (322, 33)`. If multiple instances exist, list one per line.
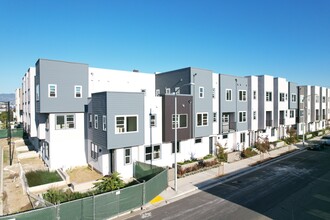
(124, 148), (131, 165)
(212, 88), (216, 98)
(55, 114), (75, 129)
(253, 90), (257, 100)
(280, 93), (285, 102)
(290, 110), (294, 118)
(291, 94), (297, 102)
(94, 115), (98, 129)
(199, 87), (204, 98)
(102, 115), (106, 131)
(195, 138), (202, 143)
(197, 113), (208, 126)
(89, 114), (92, 128)
(91, 142), (98, 160)
(222, 114), (229, 123)
(238, 111), (247, 122)
(222, 134), (228, 139)
(165, 88), (171, 94)
(172, 142), (180, 153)
(48, 84), (57, 98)
(36, 84), (40, 101)
(175, 87), (180, 94)
(253, 111), (257, 120)
(213, 112), (217, 122)
(300, 95), (304, 103)
(115, 115), (138, 133)
(155, 89), (160, 96)
(271, 128), (275, 136)
(145, 145), (161, 161)
(172, 114), (188, 129)
(239, 90), (247, 101)
(322, 96), (326, 103)
(285, 93), (288, 100)
(74, 85), (82, 98)
(150, 114), (156, 127)
(266, 92), (272, 101)
(316, 95), (319, 103)
(226, 89), (232, 101)
(44, 142), (49, 159)
(240, 133), (245, 143)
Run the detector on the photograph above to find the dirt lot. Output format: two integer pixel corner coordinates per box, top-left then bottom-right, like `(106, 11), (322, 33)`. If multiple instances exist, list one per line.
(1, 138), (104, 215)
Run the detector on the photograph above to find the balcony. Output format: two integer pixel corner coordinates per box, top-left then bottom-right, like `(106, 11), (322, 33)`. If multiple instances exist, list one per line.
(222, 122), (236, 133)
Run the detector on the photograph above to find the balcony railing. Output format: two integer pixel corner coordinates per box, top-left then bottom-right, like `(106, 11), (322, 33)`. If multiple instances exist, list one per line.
(222, 122), (236, 133)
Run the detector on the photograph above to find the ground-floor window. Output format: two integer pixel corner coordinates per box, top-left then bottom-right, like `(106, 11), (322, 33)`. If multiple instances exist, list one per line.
(44, 142), (49, 159)
(145, 145), (161, 161)
(91, 142), (98, 160)
(124, 148), (131, 165)
(240, 133), (245, 143)
(172, 141), (180, 153)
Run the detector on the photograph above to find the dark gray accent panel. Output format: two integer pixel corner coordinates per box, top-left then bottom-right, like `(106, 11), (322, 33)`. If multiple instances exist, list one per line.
(36, 59), (88, 113)
(162, 95), (193, 142)
(91, 93), (107, 148)
(155, 68), (191, 95)
(288, 82), (298, 109)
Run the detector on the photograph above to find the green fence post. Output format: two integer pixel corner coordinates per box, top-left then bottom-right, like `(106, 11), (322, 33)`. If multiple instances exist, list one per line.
(142, 180), (146, 205)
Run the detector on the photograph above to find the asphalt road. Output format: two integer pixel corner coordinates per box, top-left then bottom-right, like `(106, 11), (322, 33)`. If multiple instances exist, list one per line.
(128, 146), (330, 220)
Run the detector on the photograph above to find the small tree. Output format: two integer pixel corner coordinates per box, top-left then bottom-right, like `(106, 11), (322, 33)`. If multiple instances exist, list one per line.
(255, 136), (270, 153)
(215, 142), (227, 162)
(93, 172), (125, 193)
(285, 127), (298, 144)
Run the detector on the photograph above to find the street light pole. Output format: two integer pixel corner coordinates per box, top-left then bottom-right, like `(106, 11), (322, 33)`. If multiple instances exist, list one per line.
(174, 82), (195, 192)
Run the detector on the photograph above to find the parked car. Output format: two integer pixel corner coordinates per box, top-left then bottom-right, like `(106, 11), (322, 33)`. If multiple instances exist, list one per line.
(307, 143), (324, 151)
(320, 135), (330, 146)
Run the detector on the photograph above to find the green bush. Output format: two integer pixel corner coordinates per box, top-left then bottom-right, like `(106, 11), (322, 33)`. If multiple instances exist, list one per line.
(241, 148), (258, 158)
(43, 188), (94, 204)
(26, 170), (62, 187)
(93, 172), (125, 193)
(203, 154), (214, 160)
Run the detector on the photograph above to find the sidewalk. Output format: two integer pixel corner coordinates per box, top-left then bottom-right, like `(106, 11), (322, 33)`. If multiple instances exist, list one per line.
(147, 142), (308, 209)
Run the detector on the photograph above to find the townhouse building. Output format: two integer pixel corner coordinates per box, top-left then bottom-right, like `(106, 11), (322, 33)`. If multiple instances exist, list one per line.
(19, 58), (330, 180)
(15, 88), (22, 123)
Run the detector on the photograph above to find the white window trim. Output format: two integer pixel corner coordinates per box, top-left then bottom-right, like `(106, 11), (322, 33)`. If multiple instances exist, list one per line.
(145, 145), (161, 161)
(253, 111), (257, 120)
(197, 112), (208, 127)
(91, 142), (98, 160)
(199, 87), (204, 98)
(155, 89), (160, 96)
(238, 90), (247, 102)
(291, 93), (297, 103)
(55, 114), (75, 130)
(253, 90), (257, 100)
(172, 114), (188, 129)
(102, 115), (107, 131)
(94, 115), (98, 129)
(74, 85), (82, 98)
(48, 84), (57, 98)
(238, 111), (247, 123)
(165, 88), (171, 94)
(115, 115), (139, 134)
(266, 91), (272, 102)
(150, 114), (157, 127)
(124, 148), (132, 165)
(280, 93), (285, 102)
(226, 89), (232, 101)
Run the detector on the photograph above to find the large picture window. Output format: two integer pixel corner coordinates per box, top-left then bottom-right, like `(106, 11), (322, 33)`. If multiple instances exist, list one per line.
(172, 114), (188, 129)
(116, 115), (138, 133)
(55, 114), (75, 129)
(197, 113), (208, 126)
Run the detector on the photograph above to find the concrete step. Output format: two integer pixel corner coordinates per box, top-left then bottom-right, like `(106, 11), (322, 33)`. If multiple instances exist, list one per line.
(17, 151), (39, 160)
(16, 145), (29, 152)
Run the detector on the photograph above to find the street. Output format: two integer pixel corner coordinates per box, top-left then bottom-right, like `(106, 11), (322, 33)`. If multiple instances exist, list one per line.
(128, 146), (330, 220)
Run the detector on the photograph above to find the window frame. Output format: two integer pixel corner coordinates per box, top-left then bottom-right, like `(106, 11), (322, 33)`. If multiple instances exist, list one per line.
(253, 90), (257, 100)
(238, 90), (247, 101)
(145, 145), (161, 161)
(213, 112), (217, 122)
(291, 94), (297, 103)
(280, 93), (285, 102)
(94, 115), (98, 129)
(55, 114), (75, 130)
(226, 89), (232, 101)
(197, 112), (208, 127)
(115, 115), (138, 134)
(253, 111), (257, 120)
(199, 87), (204, 98)
(124, 148), (132, 165)
(48, 84), (57, 98)
(74, 85), (82, 98)
(172, 114), (188, 129)
(102, 115), (107, 131)
(290, 110), (294, 118)
(171, 141), (180, 154)
(150, 114), (156, 127)
(36, 84), (40, 101)
(91, 142), (98, 160)
(266, 91), (272, 102)
(238, 111), (247, 123)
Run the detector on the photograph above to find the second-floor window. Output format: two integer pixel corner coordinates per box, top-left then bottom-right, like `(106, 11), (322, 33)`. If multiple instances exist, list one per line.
(48, 84), (57, 98)
(280, 93), (285, 102)
(55, 114), (75, 129)
(239, 90), (247, 101)
(266, 92), (272, 101)
(253, 111), (257, 120)
(74, 85), (82, 98)
(36, 84), (40, 101)
(238, 111), (247, 122)
(197, 113), (208, 126)
(291, 94), (297, 102)
(89, 113), (92, 128)
(172, 114), (188, 129)
(116, 115), (138, 133)
(213, 112), (217, 122)
(290, 110), (294, 118)
(222, 114), (229, 123)
(94, 115), (98, 129)
(150, 114), (156, 127)
(253, 90), (257, 100)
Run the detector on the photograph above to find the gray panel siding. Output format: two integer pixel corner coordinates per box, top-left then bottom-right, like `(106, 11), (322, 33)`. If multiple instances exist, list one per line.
(289, 82), (298, 109)
(36, 59), (88, 113)
(258, 77), (265, 129)
(219, 74), (248, 132)
(107, 92), (145, 149)
(191, 68), (213, 137)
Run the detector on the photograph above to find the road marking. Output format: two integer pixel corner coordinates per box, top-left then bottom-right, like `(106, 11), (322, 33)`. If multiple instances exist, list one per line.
(150, 195), (164, 204)
(141, 212), (152, 219)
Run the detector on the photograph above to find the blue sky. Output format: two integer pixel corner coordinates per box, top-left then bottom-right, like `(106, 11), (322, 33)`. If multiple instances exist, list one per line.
(1, 0), (330, 93)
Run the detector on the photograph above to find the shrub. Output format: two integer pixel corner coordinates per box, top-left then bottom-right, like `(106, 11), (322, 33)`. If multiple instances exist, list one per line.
(43, 188), (94, 204)
(241, 148), (258, 158)
(26, 170), (62, 187)
(203, 154), (213, 160)
(215, 143), (227, 162)
(93, 172), (125, 193)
